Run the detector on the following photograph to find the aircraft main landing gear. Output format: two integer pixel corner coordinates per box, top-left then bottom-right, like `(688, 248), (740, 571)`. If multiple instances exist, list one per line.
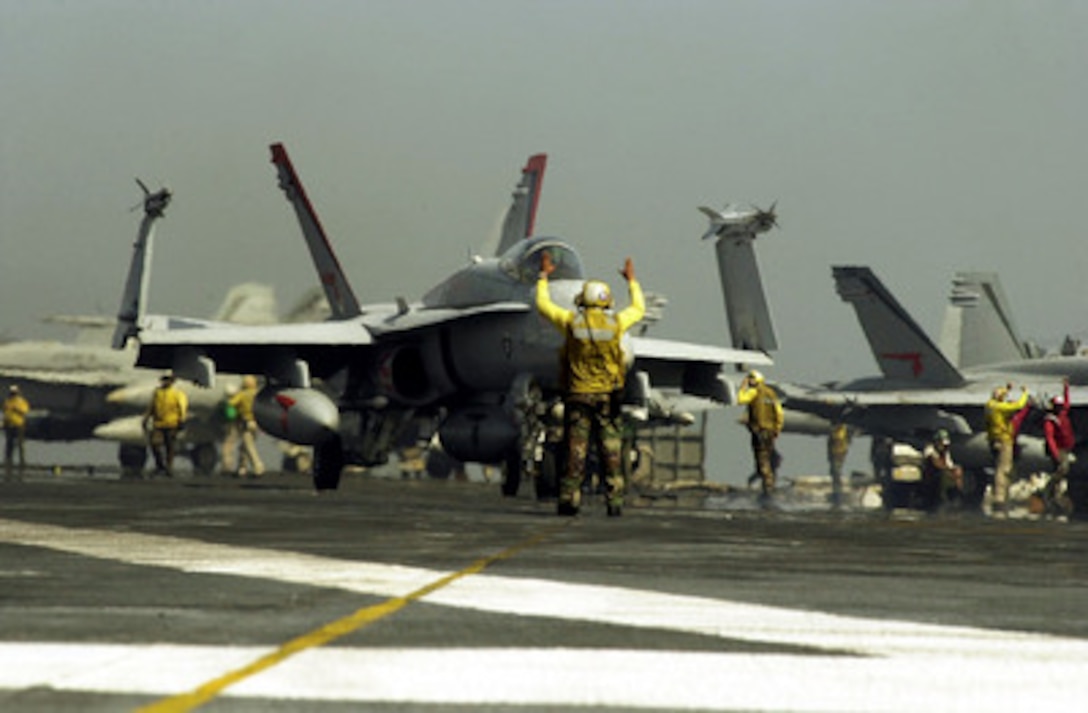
(313, 435), (344, 491)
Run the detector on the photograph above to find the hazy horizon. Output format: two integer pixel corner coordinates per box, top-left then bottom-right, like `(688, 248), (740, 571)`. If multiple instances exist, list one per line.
(3, 1), (1085, 483)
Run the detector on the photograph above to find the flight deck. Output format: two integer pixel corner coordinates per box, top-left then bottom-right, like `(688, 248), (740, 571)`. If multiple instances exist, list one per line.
(0, 469), (1085, 712)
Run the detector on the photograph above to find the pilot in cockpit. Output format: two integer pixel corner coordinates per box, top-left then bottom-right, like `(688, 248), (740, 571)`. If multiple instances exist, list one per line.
(508, 241), (583, 284)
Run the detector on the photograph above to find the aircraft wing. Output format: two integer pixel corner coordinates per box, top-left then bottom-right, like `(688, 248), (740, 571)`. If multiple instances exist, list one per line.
(138, 319), (373, 347)
(0, 368), (132, 389)
(775, 382), (985, 437)
(134, 302), (533, 386)
(366, 302), (531, 336)
(631, 336), (771, 367)
(630, 336), (772, 406)
(134, 318), (373, 387)
(777, 381), (992, 407)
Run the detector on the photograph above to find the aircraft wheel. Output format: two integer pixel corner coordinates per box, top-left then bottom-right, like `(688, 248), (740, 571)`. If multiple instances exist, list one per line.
(313, 435), (344, 491)
(190, 442), (218, 476)
(118, 443), (147, 478)
(1067, 473), (1088, 521)
(501, 451), (521, 497)
(534, 445), (560, 500)
(425, 449), (457, 479)
(961, 469), (989, 512)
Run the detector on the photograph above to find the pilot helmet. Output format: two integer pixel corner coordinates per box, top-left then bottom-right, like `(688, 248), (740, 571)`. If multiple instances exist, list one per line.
(580, 280), (612, 309)
(934, 428), (951, 446)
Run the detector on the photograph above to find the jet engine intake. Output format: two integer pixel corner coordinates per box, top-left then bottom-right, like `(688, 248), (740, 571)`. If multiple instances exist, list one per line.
(376, 346), (434, 404)
(253, 386), (340, 445)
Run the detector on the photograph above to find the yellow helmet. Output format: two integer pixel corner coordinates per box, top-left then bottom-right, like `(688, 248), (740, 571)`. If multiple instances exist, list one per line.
(242, 375), (258, 389)
(747, 369), (765, 384)
(580, 280), (612, 308)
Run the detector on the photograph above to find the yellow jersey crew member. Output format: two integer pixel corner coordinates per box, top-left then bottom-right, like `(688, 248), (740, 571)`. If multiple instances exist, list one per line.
(224, 375), (265, 478)
(827, 421), (852, 506)
(536, 252), (645, 517)
(144, 371), (189, 477)
(3, 385), (30, 474)
(984, 383), (1029, 515)
(737, 370), (784, 501)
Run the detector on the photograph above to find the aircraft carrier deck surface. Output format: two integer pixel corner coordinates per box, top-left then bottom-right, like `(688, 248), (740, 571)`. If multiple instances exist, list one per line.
(1, 468), (1086, 712)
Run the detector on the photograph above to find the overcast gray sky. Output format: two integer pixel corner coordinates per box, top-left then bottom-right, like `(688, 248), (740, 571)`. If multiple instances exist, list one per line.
(2, 1), (1085, 482)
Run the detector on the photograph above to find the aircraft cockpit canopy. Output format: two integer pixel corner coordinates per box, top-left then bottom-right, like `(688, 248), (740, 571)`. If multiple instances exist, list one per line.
(501, 237), (585, 284)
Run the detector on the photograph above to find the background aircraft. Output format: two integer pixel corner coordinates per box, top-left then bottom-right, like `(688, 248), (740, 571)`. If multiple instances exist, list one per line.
(0, 183), (285, 475)
(774, 266), (1088, 507)
(937, 271), (1033, 369)
(697, 202), (834, 439)
(701, 213), (1088, 513)
(114, 144), (771, 493)
(0, 287), (275, 475)
(936, 270), (1086, 369)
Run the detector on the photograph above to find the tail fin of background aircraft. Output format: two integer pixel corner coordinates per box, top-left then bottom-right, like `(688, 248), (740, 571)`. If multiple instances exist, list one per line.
(270, 143), (362, 320)
(937, 271), (1028, 369)
(699, 204), (778, 353)
(832, 266), (965, 387)
(493, 153), (547, 256)
(112, 179), (171, 349)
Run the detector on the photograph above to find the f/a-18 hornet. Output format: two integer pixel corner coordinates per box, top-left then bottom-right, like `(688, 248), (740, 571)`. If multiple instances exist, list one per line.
(113, 144), (771, 492)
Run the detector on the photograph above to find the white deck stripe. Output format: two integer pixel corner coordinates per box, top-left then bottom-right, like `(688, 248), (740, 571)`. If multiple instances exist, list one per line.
(0, 644), (1082, 712)
(2, 517), (1087, 710)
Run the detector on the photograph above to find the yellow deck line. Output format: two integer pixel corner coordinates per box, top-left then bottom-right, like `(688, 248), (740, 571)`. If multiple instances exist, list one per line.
(136, 521), (569, 712)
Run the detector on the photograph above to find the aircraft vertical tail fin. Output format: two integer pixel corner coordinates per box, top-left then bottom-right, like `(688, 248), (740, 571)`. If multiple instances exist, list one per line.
(937, 271), (1028, 369)
(832, 266), (965, 387)
(270, 143), (362, 320)
(699, 204), (778, 352)
(112, 180), (171, 349)
(494, 153), (547, 256)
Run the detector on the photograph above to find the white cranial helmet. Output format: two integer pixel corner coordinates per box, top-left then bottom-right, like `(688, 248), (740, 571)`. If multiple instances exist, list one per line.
(580, 280), (612, 308)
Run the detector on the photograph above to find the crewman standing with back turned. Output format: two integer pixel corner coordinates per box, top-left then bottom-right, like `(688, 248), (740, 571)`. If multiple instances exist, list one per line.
(737, 370), (784, 503)
(536, 252), (644, 517)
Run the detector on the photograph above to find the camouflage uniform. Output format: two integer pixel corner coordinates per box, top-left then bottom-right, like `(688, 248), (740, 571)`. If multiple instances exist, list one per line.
(537, 271), (644, 515)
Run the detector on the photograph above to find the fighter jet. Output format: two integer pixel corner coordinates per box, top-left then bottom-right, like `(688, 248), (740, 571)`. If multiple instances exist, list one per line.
(0, 179), (288, 475)
(0, 299), (274, 475)
(700, 210), (1088, 511)
(113, 144), (772, 493)
(774, 266), (1088, 500)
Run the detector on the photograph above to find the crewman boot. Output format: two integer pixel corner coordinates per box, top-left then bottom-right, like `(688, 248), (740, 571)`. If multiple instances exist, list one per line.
(607, 504), (622, 517)
(557, 502), (579, 517)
